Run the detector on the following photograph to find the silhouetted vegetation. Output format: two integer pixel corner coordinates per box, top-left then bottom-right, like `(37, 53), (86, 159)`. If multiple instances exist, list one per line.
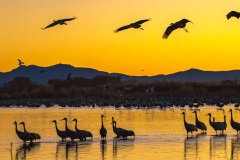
(0, 75), (240, 100)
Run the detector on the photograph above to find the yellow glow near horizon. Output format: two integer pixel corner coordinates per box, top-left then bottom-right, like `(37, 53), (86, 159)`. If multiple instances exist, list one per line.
(1, 0), (240, 76)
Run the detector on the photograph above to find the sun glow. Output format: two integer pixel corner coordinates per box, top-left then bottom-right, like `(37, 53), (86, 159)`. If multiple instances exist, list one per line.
(1, 0), (240, 75)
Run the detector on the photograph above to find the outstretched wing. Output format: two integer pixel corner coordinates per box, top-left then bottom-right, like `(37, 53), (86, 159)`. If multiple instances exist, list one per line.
(226, 11), (240, 20)
(18, 59), (21, 65)
(41, 20), (60, 30)
(60, 17), (77, 22)
(134, 18), (151, 25)
(162, 24), (179, 39)
(114, 24), (132, 33)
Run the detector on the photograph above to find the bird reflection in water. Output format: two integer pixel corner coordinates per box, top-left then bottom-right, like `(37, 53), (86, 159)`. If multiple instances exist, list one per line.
(100, 140), (107, 160)
(113, 138), (135, 159)
(230, 138), (240, 160)
(56, 142), (67, 160)
(184, 133), (207, 160)
(66, 142), (78, 160)
(210, 135), (227, 159)
(184, 137), (198, 160)
(15, 142), (40, 160)
(56, 142), (78, 160)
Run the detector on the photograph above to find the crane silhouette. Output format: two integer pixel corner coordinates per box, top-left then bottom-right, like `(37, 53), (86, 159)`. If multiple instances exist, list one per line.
(13, 121), (32, 143)
(192, 110), (207, 133)
(229, 109), (240, 135)
(41, 17), (77, 30)
(100, 115), (107, 140)
(111, 117), (135, 139)
(226, 11), (240, 20)
(162, 18), (193, 39)
(206, 113), (225, 135)
(71, 118), (92, 140)
(18, 59), (24, 66)
(52, 120), (68, 141)
(181, 112), (197, 137)
(61, 118), (82, 142)
(66, 73), (71, 81)
(114, 19), (151, 33)
(39, 69), (46, 74)
(19, 122), (41, 141)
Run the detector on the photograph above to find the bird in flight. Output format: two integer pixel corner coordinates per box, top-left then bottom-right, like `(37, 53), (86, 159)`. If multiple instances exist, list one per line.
(162, 18), (193, 39)
(41, 17), (77, 30)
(114, 18), (151, 33)
(66, 73), (71, 80)
(226, 11), (240, 20)
(39, 69), (46, 74)
(18, 59), (24, 66)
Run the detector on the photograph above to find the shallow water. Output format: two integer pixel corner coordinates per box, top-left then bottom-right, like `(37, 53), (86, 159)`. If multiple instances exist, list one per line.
(0, 105), (240, 160)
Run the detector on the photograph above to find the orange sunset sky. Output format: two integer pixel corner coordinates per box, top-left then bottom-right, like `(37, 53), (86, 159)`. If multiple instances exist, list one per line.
(1, 0), (240, 76)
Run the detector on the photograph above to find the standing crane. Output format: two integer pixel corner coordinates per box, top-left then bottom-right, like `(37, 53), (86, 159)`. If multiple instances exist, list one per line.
(229, 109), (240, 135)
(19, 122), (41, 141)
(52, 120), (68, 141)
(100, 115), (107, 140)
(13, 121), (31, 143)
(181, 112), (197, 137)
(206, 113), (225, 135)
(192, 110), (207, 133)
(61, 118), (82, 142)
(71, 118), (92, 140)
(111, 117), (135, 139)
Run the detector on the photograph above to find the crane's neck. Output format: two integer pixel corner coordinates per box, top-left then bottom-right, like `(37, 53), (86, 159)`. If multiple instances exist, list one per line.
(74, 120), (78, 130)
(101, 116), (104, 127)
(14, 123), (18, 132)
(208, 115), (212, 124)
(112, 121), (116, 130)
(194, 112), (198, 119)
(183, 114), (187, 125)
(54, 121), (60, 132)
(230, 110), (233, 121)
(64, 119), (68, 130)
(22, 123), (27, 132)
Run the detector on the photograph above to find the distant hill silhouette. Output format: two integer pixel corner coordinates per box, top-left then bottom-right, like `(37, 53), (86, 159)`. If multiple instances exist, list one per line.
(0, 64), (239, 84)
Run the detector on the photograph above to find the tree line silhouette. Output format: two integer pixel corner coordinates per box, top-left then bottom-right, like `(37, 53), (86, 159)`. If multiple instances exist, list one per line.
(0, 75), (239, 100)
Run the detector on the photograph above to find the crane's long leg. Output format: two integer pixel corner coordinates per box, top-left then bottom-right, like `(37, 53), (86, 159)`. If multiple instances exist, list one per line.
(183, 27), (188, 32)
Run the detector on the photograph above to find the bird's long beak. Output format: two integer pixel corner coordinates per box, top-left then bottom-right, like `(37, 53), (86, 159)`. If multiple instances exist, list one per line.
(189, 21), (194, 25)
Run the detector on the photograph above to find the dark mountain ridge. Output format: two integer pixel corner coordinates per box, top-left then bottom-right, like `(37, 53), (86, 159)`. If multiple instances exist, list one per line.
(0, 64), (239, 85)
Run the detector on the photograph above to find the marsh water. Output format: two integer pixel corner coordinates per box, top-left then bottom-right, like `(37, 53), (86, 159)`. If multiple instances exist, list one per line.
(0, 105), (240, 160)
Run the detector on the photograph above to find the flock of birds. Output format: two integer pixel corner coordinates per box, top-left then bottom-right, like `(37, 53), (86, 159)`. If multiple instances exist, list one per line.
(39, 10), (240, 39)
(14, 115), (135, 144)
(14, 108), (240, 144)
(182, 109), (240, 137)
